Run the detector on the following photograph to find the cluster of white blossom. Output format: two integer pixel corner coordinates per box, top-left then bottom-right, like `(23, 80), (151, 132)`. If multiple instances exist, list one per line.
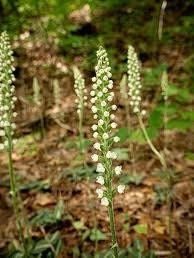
(127, 45), (145, 115)
(73, 66), (87, 115)
(0, 32), (17, 150)
(91, 46), (125, 207)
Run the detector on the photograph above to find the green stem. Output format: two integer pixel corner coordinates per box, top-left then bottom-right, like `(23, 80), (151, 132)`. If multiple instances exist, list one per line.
(108, 200), (119, 258)
(124, 99), (136, 173)
(138, 114), (167, 169)
(138, 113), (173, 256)
(79, 109), (84, 154)
(7, 131), (25, 251)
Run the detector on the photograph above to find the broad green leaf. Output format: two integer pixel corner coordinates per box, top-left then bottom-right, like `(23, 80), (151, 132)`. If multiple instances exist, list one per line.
(148, 109), (163, 129)
(167, 118), (191, 131)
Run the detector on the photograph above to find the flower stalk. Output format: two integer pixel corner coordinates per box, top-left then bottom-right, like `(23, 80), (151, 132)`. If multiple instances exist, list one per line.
(0, 31), (25, 250)
(161, 70), (173, 257)
(73, 66), (87, 155)
(120, 74), (136, 172)
(91, 46), (125, 257)
(127, 45), (173, 255)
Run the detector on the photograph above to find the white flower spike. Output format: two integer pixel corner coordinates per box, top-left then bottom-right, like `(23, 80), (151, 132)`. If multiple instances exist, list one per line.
(127, 45), (145, 115)
(0, 31), (17, 151)
(73, 66), (87, 153)
(90, 46), (125, 207)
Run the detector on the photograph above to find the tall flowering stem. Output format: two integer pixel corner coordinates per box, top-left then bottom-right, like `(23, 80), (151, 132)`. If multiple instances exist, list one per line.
(91, 47), (125, 257)
(127, 45), (167, 169)
(73, 66), (87, 155)
(120, 74), (136, 172)
(161, 71), (173, 256)
(127, 45), (173, 254)
(0, 32), (24, 246)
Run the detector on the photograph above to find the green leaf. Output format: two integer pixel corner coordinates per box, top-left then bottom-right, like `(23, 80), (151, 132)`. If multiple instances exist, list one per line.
(129, 129), (145, 144)
(89, 229), (107, 241)
(116, 127), (131, 142)
(148, 109), (163, 129)
(54, 199), (64, 220)
(73, 220), (86, 230)
(185, 152), (194, 160)
(62, 165), (96, 181)
(120, 173), (145, 186)
(112, 148), (129, 160)
(166, 84), (179, 96)
(167, 118), (191, 131)
(133, 224), (148, 235)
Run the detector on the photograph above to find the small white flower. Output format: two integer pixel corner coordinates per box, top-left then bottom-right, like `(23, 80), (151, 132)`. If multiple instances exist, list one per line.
(91, 154), (98, 162)
(101, 197), (109, 206)
(113, 136), (120, 143)
(106, 151), (112, 159)
(98, 119), (104, 126)
(96, 175), (104, 185)
(12, 96), (17, 102)
(112, 105), (117, 110)
(94, 142), (101, 150)
(90, 90), (95, 97)
(110, 114), (115, 120)
(108, 83), (113, 89)
(93, 132), (98, 138)
(92, 84), (97, 90)
(97, 79), (102, 85)
(141, 110), (146, 116)
(133, 107), (139, 113)
(0, 143), (4, 150)
(92, 124), (98, 131)
(117, 185), (125, 194)
(107, 95), (113, 102)
(111, 122), (117, 129)
(92, 106), (97, 113)
(111, 152), (117, 159)
(101, 101), (106, 107)
(0, 130), (5, 136)
(91, 97), (96, 103)
(96, 188), (103, 198)
(115, 166), (122, 175)
(106, 151), (117, 159)
(104, 111), (109, 117)
(92, 77), (96, 82)
(103, 88), (108, 93)
(102, 133), (109, 139)
(11, 123), (16, 129)
(96, 163), (105, 173)
(97, 91), (103, 97)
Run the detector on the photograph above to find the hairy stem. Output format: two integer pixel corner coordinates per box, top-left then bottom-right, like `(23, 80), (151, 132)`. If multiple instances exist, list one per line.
(108, 200), (119, 258)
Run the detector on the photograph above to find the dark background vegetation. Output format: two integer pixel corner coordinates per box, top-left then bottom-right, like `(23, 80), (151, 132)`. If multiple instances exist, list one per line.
(0, 0), (194, 257)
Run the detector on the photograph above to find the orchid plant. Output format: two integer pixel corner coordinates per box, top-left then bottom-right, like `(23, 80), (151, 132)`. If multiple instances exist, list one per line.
(90, 46), (125, 257)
